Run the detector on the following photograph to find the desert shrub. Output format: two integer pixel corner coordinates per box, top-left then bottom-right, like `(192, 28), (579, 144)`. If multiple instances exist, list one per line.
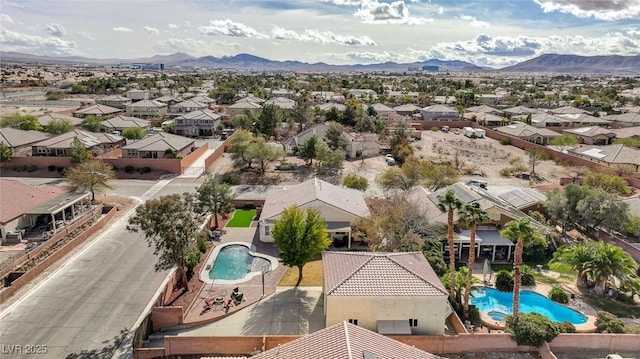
(21, 165), (28, 171)
(343, 175), (369, 191)
(595, 311), (626, 333)
(521, 265), (536, 286)
(548, 287), (569, 304)
(495, 270), (514, 292)
(222, 173), (239, 185)
(469, 305), (482, 326)
(197, 231), (208, 253)
(140, 166), (151, 174)
(28, 165), (37, 172)
(184, 246), (201, 276)
(124, 165), (135, 173)
(506, 312), (560, 347)
(430, 126), (439, 132)
(500, 137), (511, 145)
(48, 165), (56, 172)
(558, 321), (576, 333)
(56, 166), (65, 174)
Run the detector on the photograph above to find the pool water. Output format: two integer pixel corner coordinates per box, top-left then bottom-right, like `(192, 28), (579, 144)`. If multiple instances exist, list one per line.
(471, 287), (587, 324)
(209, 244), (270, 281)
(488, 311), (507, 321)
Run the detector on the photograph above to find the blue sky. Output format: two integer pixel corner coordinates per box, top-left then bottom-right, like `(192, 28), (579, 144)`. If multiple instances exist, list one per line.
(0, 0), (638, 68)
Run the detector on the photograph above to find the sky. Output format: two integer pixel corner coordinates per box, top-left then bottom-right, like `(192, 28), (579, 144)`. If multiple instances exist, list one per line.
(0, 0), (639, 68)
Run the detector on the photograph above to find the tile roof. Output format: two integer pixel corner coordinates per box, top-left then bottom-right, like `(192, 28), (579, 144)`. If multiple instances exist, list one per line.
(282, 123), (354, 148)
(503, 106), (541, 115)
(421, 104), (457, 113)
(97, 95), (129, 102)
(530, 113), (570, 126)
(252, 321), (442, 359)
(37, 113), (84, 127)
(175, 109), (222, 121)
(555, 113), (611, 125)
(466, 105), (499, 114)
(0, 179), (70, 224)
(74, 104), (122, 116)
(259, 177), (370, 221)
(317, 103), (346, 112)
(264, 97), (296, 109)
(547, 105), (590, 115)
(125, 99), (167, 108)
(393, 104), (421, 112)
(610, 126), (640, 138)
(563, 126), (616, 138)
(568, 144), (640, 165)
(32, 129), (123, 149)
(495, 123), (561, 138)
(603, 112), (640, 125)
(172, 99), (208, 109)
(228, 100), (262, 109)
(100, 115), (150, 129)
(0, 128), (52, 148)
(122, 132), (194, 151)
(323, 251), (447, 297)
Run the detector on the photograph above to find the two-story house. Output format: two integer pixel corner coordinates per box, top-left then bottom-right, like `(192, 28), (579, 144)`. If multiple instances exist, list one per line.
(173, 110), (222, 137)
(124, 100), (168, 119)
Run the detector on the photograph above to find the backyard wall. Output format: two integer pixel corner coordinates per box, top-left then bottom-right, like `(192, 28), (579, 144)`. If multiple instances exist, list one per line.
(0, 205), (115, 304)
(598, 230), (640, 263)
(151, 306), (183, 331)
(419, 120), (473, 129)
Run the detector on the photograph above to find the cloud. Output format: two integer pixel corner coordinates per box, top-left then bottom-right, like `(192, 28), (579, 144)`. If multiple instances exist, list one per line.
(46, 23), (66, 37)
(327, 50), (403, 63)
(459, 14), (489, 28)
(0, 14), (15, 24)
(271, 25), (376, 46)
(321, 0), (362, 5)
(76, 31), (96, 40)
(184, 21), (191, 28)
(168, 23), (179, 29)
(144, 26), (160, 35)
(533, 0), (640, 21)
(199, 19), (268, 38)
(354, 0), (433, 24)
(438, 6), (444, 15)
(112, 27), (133, 32)
(0, 29), (78, 56)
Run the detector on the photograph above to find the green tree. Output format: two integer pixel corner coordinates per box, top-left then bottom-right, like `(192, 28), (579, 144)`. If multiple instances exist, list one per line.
(0, 142), (12, 162)
(422, 162), (460, 191)
(82, 115), (102, 132)
(69, 138), (89, 164)
(457, 202), (489, 320)
(46, 119), (74, 134)
(232, 109), (257, 131)
(248, 136), (284, 174)
(298, 135), (319, 165)
(315, 142), (344, 174)
(376, 157), (425, 192)
(506, 312), (561, 347)
(583, 172), (632, 196)
(196, 175), (236, 229)
(501, 218), (545, 322)
(127, 193), (204, 291)
(290, 96), (311, 132)
(325, 121), (349, 150)
(228, 129), (255, 169)
(575, 188), (629, 233)
(0, 113), (42, 131)
(122, 127), (147, 140)
(549, 134), (578, 152)
(64, 160), (115, 201)
(437, 189), (462, 301)
(256, 103), (280, 138)
(271, 206), (330, 285)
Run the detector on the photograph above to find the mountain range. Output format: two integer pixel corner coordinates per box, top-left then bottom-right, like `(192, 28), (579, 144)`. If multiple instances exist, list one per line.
(1, 51), (638, 74)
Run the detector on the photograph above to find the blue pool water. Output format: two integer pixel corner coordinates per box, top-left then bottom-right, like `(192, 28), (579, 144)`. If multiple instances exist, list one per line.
(209, 244), (270, 281)
(471, 287), (587, 324)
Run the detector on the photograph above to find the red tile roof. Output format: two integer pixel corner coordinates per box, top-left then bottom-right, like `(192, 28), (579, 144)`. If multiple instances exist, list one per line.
(252, 321), (443, 359)
(0, 179), (70, 224)
(323, 252), (447, 297)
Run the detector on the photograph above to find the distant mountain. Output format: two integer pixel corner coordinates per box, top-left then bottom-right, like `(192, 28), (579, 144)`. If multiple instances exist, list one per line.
(499, 54), (640, 74)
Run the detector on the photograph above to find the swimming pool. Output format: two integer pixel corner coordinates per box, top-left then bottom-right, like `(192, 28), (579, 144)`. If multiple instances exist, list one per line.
(199, 242), (278, 284)
(471, 287), (587, 324)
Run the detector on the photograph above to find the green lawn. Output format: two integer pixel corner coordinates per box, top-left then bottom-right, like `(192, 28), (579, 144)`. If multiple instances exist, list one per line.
(225, 209), (256, 227)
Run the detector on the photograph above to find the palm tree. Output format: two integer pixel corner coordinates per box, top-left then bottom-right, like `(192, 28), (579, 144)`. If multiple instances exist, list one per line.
(438, 189), (462, 301)
(586, 241), (638, 295)
(458, 202), (489, 320)
(550, 242), (593, 288)
(501, 218), (545, 322)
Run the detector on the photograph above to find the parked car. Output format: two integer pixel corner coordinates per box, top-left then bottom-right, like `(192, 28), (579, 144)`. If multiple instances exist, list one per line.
(385, 154), (396, 165)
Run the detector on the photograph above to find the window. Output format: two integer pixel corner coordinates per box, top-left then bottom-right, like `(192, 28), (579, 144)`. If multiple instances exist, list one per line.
(126, 150), (138, 157)
(348, 319), (358, 325)
(409, 319), (418, 327)
(264, 226), (270, 236)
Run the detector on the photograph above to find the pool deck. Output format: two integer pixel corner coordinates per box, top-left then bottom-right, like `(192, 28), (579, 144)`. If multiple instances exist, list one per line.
(182, 226), (287, 328)
(474, 270), (597, 333)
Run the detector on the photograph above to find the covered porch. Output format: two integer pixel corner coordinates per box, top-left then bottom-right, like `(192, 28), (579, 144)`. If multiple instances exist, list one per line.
(24, 192), (93, 240)
(448, 230), (514, 263)
(327, 221), (364, 250)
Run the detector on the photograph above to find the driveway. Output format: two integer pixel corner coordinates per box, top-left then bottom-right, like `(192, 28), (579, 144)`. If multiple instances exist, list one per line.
(175, 287), (324, 337)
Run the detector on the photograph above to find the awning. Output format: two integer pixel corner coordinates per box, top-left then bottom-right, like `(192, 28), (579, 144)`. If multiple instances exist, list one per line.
(377, 320), (412, 335)
(325, 221), (351, 232)
(26, 192), (91, 215)
(457, 230), (514, 246)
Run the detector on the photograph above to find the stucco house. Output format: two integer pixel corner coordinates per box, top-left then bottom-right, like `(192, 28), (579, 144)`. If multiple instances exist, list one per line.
(495, 122), (560, 145)
(169, 99), (209, 117)
(0, 179), (92, 244)
(258, 177), (370, 247)
(37, 113), (84, 128)
(95, 95), (132, 109)
(281, 123), (354, 153)
(121, 132), (195, 159)
(563, 127), (616, 145)
(0, 128), (52, 156)
(602, 112), (640, 128)
(73, 104), (122, 119)
(317, 103), (346, 112)
(99, 115), (151, 134)
(252, 321), (443, 359)
(127, 89), (150, 102)
(31, 129), (125, 157)
(124, 99), (168, 119)
(264, 96), (296, 110)
(227, 100), (262, 118)
(323, 251), (451, 335)
(568, 144), (640, 171)
(555, 113), (611, 127)
(394, 104), (422, 117)
(366, 103), (397, 121)
(419, 105), (459, 121)
(173, 109), (222, 137)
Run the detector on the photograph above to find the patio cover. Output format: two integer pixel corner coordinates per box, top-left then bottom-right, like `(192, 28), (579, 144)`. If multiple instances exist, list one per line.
(326, 221), (351, 232)
(26, 192), (90, 215)
(456, 230), (514, 246)
(377, 320), (412, 335)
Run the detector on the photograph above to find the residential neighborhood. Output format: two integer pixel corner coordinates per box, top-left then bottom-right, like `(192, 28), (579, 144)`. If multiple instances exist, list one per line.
(1, 64), (640, 359)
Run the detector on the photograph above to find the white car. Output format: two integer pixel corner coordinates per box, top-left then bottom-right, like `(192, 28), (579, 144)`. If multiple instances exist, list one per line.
(385, 154), (396, 165)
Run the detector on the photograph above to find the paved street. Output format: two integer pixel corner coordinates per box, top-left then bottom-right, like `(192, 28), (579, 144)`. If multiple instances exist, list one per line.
(0, 179), (180, 358)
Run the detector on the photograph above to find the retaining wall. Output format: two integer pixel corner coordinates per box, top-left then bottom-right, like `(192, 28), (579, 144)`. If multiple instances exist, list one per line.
(151, 306), (183, 331)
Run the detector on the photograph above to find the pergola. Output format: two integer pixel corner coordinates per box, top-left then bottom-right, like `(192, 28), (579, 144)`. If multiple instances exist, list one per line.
(451, 230), (514, 263)
(327, 221), (354, 249)
(26, 192), (93, 232)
